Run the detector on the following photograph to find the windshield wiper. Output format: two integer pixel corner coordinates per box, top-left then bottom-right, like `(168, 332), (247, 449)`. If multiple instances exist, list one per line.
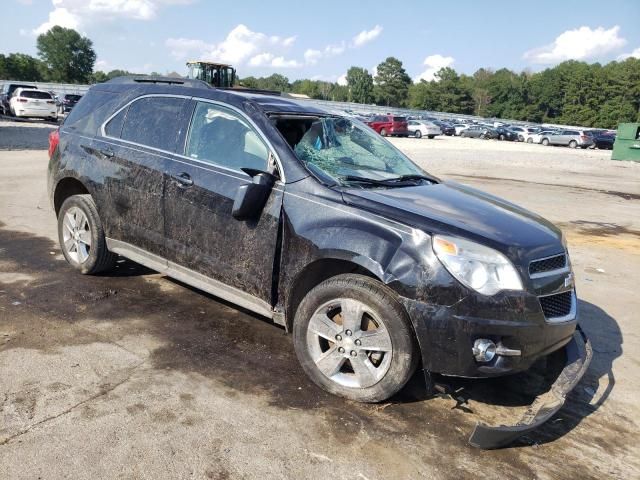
(386, 174), (436, 183)
(343, 174), (435, 187)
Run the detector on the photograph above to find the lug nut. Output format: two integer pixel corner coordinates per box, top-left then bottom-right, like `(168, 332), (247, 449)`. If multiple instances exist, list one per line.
(335, 334), (342, 341)
(355, 339), (361, 346)
(350, 350), (357, 357)
(345, 329), (352, 336)
(338, 347), (345, 353)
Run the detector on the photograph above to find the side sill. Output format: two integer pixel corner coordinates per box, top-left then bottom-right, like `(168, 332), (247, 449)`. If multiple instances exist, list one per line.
(105, 238), (279, 322)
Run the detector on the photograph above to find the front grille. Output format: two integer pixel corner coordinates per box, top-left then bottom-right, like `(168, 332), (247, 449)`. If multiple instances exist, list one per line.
(529, 254), (566, 276)
(539, 291), (573, 319)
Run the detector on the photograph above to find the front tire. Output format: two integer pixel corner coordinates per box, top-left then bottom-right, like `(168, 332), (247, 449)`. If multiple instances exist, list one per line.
(542, 138), (550, 146)
(58, 194), (117, 274)
(380, 128), (387, 136)
(414, 130), (422, 139)
(293, 274), (418, 403)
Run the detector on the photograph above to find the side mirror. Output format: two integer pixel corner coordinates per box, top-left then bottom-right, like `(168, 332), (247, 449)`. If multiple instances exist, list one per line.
(232, 168), (277, 220)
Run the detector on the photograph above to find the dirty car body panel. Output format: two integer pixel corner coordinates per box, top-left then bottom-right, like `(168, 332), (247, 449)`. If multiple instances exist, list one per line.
(48, 77), (589, 448)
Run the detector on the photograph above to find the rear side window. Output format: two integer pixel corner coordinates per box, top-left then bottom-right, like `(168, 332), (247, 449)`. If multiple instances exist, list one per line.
(184, 101), (269, 171)
(64, 89), (120, 134)
(20, 91), (52, 99)
(392, 117), (406, 121)
(104, 107), (128, 138)
(121, 96), (186, 152)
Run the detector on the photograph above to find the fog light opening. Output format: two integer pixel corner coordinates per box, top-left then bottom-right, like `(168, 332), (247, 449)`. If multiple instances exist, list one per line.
(473, 339), (496, 362)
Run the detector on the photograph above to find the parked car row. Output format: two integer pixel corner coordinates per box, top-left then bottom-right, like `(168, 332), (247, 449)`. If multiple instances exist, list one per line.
(0, 82), (83, 120)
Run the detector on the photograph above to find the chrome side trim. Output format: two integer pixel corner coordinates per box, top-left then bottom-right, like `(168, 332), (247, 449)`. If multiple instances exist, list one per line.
(105, 238), (278, 322)
(539, 289), (577, 324)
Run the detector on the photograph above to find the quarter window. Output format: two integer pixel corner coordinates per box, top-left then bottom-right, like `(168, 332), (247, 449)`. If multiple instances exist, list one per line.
(121, 96), (186, 152)
(184, 101), (269, 171)
(104, 107), (127, 138)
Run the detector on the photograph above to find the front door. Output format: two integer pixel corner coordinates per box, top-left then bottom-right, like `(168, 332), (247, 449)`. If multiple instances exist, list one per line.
(163, 100), (283, 307)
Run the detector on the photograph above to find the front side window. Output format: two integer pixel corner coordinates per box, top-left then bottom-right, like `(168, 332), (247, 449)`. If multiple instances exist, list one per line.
(281, 116), (427, 187)
(184, 101), (269, 171)
(121, 96), (186, 152)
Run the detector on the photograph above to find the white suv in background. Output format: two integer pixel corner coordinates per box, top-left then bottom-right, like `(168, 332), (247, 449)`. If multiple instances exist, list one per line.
(9, 88), (57, 121)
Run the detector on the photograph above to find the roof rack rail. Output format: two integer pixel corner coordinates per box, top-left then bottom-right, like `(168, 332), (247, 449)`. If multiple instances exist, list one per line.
(105, 75), (211, 89)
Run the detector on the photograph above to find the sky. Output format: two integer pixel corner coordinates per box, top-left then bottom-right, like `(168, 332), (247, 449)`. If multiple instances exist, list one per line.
(3, 0), (640, 83)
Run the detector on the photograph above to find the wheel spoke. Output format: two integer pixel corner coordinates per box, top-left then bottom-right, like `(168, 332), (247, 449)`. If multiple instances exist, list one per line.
(350, 354), (378, 387)
(77, 242), (89, 262)
(315, 346), (345, 378)
(308, 313), (341, 341)
(64, 237), (75, 252)
(340, 298), (364, 333)
(357, 329), (392, 352)
(65, 211), (77, 229)
(78, 230), (92, 246)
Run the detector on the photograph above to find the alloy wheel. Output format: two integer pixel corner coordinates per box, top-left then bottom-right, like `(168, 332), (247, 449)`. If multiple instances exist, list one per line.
(306, 298), (393, 388)
(62, 206), (92, 264)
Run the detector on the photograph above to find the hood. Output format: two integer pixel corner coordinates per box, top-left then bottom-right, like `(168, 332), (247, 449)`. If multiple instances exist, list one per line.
(342, 180), (564, 262)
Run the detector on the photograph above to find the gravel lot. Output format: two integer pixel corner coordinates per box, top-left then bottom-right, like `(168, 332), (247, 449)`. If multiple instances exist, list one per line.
(1, 121), (639, 479)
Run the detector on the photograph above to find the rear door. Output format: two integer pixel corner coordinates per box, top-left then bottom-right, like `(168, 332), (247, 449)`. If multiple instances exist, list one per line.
(95, 95), (188, 256)
(163, 99), (284, 307)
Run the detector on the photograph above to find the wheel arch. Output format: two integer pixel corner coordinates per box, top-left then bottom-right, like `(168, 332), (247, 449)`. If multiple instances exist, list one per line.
(53, 177), (91, 216)
(285, 257), (379, 332)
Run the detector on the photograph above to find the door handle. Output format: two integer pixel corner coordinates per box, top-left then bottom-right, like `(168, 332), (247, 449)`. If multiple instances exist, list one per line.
(171, 172), (193, 187)
(99, 148), (114, 158)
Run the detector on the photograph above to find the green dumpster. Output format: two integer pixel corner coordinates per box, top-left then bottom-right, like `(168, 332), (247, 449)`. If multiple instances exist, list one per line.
(612, 123), (640, 162)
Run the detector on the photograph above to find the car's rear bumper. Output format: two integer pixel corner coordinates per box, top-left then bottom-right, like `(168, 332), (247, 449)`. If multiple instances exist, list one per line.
(13, 107), (57, 117)
(468, 325), (591, 448)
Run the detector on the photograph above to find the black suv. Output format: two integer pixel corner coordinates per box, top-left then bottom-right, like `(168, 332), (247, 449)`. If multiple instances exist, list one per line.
(48, 77), (590, 448)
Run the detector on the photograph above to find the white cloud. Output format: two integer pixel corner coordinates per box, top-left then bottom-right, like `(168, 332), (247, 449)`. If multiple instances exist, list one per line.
(304, 49), (322, 64)
(415, 54), (455, 82)
(523, 26), (626, 64)
(249, 52), (301, 68)
(351, 25), (383, 47)
(33, 0), (193, 34)
(337, 73), (347, 86)
(617, 46), (640, 60)
(167, 24), (298, 69)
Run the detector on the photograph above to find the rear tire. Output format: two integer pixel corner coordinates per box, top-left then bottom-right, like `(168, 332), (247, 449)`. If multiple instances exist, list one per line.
(526, 137), (533, 143)
(569, 140), (577, 148)
(293, 274), (418, 403)
(499, 134), (505, 141)
(414, 130), (422, 139)
(58, 194), (117, 275)
(427, 135), (435, 139)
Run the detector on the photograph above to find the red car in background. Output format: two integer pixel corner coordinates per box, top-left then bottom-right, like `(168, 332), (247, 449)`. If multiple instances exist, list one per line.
(365, 114), (410, 137)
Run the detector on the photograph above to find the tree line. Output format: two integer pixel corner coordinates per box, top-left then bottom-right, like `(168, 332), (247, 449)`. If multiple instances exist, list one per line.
(243, 56), (640, 129)
(2, 27), (638, 128)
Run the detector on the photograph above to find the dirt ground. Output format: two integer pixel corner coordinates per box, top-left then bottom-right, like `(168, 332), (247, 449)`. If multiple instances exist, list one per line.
(1, 122), (639, 479)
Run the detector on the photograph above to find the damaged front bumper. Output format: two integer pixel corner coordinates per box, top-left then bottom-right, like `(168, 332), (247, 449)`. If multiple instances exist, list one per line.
(468, 325), (592, 449)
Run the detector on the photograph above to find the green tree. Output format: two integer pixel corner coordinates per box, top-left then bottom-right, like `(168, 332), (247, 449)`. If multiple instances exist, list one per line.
(37, 26), (96, 83)
(1, 53), (45, 81)
(346, 67), (374, 104)
(374, 57), (411, 107)
(90, 70), (109, 83)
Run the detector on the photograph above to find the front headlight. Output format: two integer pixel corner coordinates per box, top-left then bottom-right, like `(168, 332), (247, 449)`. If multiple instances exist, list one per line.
(432, 235), (523, 296)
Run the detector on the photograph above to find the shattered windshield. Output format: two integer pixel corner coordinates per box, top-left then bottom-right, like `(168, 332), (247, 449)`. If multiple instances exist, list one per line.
(289, 117), (428, 187)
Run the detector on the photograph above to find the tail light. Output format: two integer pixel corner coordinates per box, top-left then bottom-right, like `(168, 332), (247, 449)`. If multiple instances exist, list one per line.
(580, 135), (589, 141)
(17, 98), (28, 103)
(46, 100), (55, 104)
(48, 129), (60, 159)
